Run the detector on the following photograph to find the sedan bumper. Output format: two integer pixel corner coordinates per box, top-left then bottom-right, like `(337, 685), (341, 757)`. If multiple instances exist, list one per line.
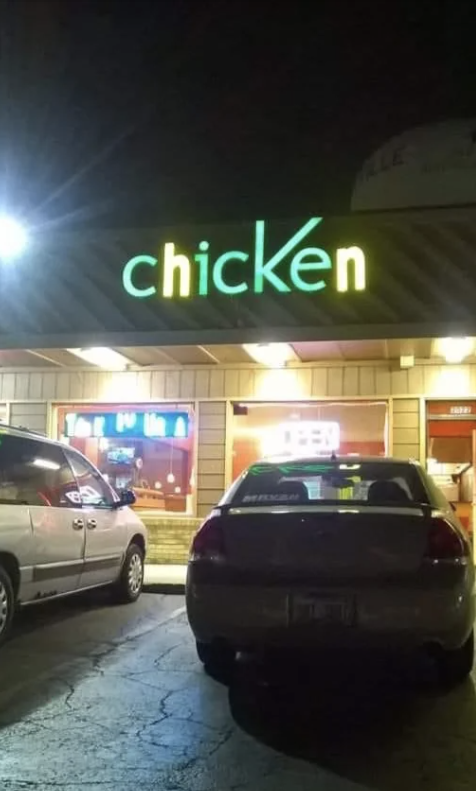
(187, 579), (475, 653)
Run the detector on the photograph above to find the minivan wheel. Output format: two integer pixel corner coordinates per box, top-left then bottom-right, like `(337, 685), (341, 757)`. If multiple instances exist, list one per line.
(435, 630), (474, 687)
(113, 544), (144, 604)
(0, 566), (15, 646)
(196, 639), (234, 678)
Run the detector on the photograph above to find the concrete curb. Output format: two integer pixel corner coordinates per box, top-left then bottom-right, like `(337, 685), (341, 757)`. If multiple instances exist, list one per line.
(144, 564), (187, 590)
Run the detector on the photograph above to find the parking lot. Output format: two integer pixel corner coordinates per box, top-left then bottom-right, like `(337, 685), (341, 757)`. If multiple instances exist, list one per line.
(0, 590), (475, 791)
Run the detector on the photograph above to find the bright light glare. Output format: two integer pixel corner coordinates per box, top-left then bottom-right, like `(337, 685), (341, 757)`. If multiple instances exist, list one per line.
(439, 337), (474, 364)
(0, 216), (27, 259)
(67, 347), (130, 370)
(243, 343), (295, 368)
(31, 458), (60, 471)
(261, 420), (340, 457)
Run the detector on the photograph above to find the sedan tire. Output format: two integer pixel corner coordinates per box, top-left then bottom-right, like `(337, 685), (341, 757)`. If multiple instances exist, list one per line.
(436, 630), (474, 687)
(196, 639), (234, 678)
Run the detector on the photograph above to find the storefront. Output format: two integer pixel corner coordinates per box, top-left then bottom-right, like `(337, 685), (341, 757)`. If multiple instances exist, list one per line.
(56, 403), (195, 514)
(1, 205), (476, 561)
(426, 400), (476, 536)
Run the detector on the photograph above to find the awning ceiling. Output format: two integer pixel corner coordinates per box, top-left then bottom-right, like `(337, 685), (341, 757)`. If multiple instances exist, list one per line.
(0, 339), (471, 369)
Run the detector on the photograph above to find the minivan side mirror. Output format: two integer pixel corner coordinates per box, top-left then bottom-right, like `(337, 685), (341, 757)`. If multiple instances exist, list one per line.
(115, 489), (136, 508)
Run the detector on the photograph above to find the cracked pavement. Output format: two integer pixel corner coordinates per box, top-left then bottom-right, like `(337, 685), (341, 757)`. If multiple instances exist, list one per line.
(0, 592), (475, 791)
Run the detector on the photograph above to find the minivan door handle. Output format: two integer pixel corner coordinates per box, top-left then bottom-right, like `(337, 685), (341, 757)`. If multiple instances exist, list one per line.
(72, 518), (84, 530)
(87, 519), (97, 530)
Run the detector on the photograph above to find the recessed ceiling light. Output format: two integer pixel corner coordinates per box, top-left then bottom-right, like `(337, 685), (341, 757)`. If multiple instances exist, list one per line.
(66, 348), (131, 370)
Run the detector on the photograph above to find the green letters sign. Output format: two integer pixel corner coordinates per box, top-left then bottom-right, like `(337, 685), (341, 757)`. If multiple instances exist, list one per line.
(122, 217), (366, 300)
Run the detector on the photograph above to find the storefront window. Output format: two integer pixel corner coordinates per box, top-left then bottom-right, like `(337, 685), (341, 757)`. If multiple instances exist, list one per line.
(426, 400), (476, 535)
(56, 404), (195, 514)
(231, 401), (388, 480)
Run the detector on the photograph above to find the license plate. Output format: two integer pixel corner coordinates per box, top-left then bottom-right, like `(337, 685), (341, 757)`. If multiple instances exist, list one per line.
(290, 595), (354, 626)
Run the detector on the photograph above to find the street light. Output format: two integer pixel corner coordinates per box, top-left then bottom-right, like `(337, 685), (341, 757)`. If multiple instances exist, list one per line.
(0, 216), (27, 260)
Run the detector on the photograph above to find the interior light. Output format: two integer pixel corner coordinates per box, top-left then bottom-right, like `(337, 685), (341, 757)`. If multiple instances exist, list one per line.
(0, 216), (27, 260)
(167, 472), (175, 484)
(154, 481), (162, 490)
(438, 337), (474, 364)
(243, 343), (296, 368)
(67, 348), (131, 370)
(261, 420), (340, 457)
(174, 486), (182, 494)
(174, 416), (187, 438)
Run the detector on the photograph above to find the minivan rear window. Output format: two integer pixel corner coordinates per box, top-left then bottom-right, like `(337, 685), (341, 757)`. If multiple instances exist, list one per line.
(228, 461), (429, 507)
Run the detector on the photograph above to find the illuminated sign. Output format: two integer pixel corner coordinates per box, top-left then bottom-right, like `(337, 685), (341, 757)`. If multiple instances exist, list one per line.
(450, 405), (472, 415)
(122, 217), (366, 300)
(64, 411), (189, 440)
(261, 420), (340, 457)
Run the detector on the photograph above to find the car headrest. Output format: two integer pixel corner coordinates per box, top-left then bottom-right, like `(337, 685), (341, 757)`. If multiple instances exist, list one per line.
(276, 481), (309, 502)
(367, 480), (409, 504)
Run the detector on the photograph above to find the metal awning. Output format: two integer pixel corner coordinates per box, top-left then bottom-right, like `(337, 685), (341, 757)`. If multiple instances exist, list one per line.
(0, 338), (469, 368)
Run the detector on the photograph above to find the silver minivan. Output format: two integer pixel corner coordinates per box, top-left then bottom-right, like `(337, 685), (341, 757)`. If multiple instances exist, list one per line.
(0, 424), (148, 645)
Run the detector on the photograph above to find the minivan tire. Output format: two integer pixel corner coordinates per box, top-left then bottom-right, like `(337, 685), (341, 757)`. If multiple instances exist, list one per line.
(113, 544), (144, 604)
(436, 630), (474, 687)
(196, 639), (234, 678)
(0, 566), (15, 647)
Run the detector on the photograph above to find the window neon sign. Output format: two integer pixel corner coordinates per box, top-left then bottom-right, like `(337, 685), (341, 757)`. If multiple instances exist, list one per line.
(122, 217), (366, 300)
(261, 421), (340, 458)
(64, 411), (189, 440)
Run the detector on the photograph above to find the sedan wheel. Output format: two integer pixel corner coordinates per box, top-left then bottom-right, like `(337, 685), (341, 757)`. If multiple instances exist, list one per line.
(435, 630), (474, 687)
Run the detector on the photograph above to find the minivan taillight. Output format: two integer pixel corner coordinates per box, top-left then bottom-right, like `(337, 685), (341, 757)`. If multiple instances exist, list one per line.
(424, 517), (469, 561)
(190, 512), (226, 562)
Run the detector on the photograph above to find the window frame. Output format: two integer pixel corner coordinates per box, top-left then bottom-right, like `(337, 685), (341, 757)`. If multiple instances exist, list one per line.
(64, 447), (120, 510)
(0, 434), (82, 509)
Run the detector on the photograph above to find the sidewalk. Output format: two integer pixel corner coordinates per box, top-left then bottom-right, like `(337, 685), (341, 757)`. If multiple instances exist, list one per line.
(144, 564), (187, 588)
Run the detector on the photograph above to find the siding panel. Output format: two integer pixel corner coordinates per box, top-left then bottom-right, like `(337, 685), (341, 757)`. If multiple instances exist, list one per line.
(311, 368), (328, 397)
(210, 369), (225, 398)
(359, 367), (375, 396)
(10, 402), (48, 433)
(391, 398), (420, 462)
(393, 411), (419, 429)
(180, 370), (195, 399)
(195, 370), (210, 398)
(375, 369), (391, 396)
(343, 367), (359, 397)
(14, 374), (29, 400)
(393, 398), (419, 413)
(2, 374), (15, 400)
(328, 368), (343, 397)
(197, 401), (226, 517)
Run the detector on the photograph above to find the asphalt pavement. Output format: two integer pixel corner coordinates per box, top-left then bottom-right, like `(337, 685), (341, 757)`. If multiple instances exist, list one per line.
(0, 590), (475, 791)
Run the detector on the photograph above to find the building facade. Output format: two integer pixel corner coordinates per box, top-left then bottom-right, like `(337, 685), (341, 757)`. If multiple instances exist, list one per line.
(2, 204), (476, 561)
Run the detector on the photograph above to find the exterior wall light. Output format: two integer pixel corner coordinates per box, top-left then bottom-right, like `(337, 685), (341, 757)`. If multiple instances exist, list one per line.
(439, 337), (474, 364)
(243, 343), (296, 368)
(0, 216), (27, 260)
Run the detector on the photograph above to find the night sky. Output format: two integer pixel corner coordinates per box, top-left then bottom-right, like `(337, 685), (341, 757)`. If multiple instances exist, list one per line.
(1, 0), (476, 230)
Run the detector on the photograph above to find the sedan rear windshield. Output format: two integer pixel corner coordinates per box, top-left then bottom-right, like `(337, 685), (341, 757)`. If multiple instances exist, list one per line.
(228, 461), (429, 507)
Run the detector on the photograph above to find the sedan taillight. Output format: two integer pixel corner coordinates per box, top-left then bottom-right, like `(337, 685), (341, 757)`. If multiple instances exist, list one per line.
(424, 517), (470, 561)
(190, 511), (226, 562)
